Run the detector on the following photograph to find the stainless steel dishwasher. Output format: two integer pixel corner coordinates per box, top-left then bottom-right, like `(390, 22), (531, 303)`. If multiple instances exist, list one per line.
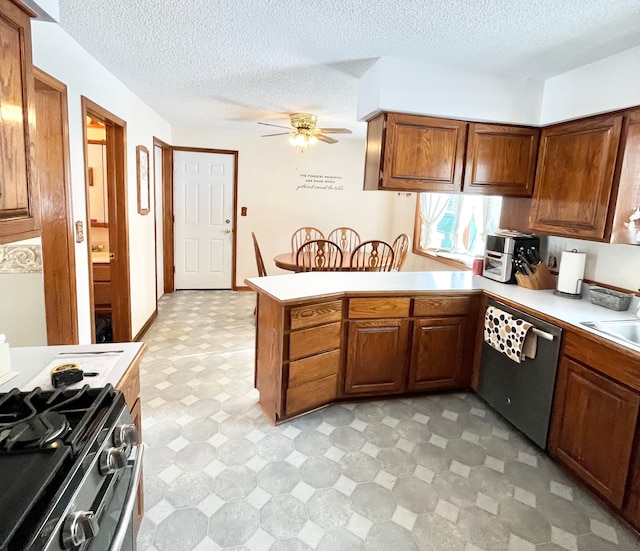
(477, 298), (562, 449)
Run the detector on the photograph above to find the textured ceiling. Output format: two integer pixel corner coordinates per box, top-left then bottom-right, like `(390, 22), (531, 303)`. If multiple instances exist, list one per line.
(57, 0), (640, 135)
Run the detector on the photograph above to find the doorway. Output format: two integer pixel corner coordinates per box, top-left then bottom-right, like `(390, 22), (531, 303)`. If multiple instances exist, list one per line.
(172, 148), (238, 290)
(81, 97), (132, 342)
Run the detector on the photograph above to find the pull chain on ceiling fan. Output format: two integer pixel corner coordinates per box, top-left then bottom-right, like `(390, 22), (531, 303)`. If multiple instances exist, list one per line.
(258, 113), (352, 148)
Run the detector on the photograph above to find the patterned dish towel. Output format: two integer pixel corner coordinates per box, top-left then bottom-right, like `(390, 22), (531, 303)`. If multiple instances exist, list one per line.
(484, 306), (538, 363)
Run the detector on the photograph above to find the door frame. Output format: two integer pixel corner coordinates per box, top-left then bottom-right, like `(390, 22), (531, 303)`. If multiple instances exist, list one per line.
(164, 146), (239, 291)
(33, 67), (78, 344)
(81, 96), (132, 342)
(154, 137), (173, 295)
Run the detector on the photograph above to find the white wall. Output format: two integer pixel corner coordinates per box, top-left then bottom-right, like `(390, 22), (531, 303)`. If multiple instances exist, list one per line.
(31, 21), (172, 342)
(358, 57), (544, 125)
(171, 129), (398, 286)
(541, 46), (640, 125)
(0, 238), (47, 346)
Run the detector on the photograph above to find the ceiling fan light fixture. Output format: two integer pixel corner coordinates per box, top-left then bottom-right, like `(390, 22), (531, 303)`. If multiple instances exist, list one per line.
(289, 130), (318, 149)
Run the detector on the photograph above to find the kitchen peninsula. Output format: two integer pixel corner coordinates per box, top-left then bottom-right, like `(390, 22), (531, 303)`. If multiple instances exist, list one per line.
(246, 271), (639, 422)
(247, 270), (640, 530)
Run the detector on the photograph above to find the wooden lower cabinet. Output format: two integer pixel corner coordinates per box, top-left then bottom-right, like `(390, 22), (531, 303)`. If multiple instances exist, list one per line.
(549, 356), (640, 508)
(344, 319), (409, 395)
(286, 349), (339, 416)
(409, 317), (465, 391)
(254, 293), (479, 422)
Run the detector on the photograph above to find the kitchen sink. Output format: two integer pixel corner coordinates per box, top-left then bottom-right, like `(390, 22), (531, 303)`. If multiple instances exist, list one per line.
(581, 319), (640, 348)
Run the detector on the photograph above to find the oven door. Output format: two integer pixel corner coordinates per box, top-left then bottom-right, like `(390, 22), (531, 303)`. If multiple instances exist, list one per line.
(87, 444), (144, 551)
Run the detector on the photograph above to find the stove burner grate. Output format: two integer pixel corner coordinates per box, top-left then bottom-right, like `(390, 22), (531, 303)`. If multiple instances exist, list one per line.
(0, 411), (70, 451)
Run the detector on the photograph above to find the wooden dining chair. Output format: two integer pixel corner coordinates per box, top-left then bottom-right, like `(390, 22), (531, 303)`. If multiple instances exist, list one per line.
(327, 227), (361, 252)
(251, 232), (267, 277)
(391, 233), (410, 271)
(251, 232), (267, 316)
(291, 227), (324, 253)
(296, 239), (343, 271)
(350, 240), (395, 271)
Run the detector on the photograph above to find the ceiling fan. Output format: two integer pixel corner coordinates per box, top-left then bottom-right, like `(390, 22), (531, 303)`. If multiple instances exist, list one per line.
(258, 113), (352, 148)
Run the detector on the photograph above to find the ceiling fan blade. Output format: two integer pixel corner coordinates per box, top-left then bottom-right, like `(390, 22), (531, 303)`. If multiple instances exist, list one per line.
(258, 122), (292, 130)
(316, 128), (352, 134)
(261, 132), (293, 137)
(316, 134), (338, 144)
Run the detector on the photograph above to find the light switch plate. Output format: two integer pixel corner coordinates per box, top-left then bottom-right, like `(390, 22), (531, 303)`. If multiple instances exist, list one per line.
(75, 221), (84, 243)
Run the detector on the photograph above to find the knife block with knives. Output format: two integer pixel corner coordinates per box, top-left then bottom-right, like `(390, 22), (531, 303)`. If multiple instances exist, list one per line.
(514, 261), (556, 290)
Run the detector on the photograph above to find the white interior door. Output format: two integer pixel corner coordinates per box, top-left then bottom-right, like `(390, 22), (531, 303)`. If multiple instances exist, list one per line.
(173, 150), (234, 289)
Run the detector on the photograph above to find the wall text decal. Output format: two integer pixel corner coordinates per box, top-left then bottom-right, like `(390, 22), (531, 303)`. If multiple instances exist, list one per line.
(296, 173), (345, 191)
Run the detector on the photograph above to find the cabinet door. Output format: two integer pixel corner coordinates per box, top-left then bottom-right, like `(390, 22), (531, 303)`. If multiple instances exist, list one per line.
(531, 114), (623, 240)
(380, 113), (467, 192)
(0, 1), (39, 243)
(611, 109), (640, 244)
(549, 357), (639, 508)
(409, 317), (465, 391)
(344, 319), (409, 395)
(463, 123), (539, 196)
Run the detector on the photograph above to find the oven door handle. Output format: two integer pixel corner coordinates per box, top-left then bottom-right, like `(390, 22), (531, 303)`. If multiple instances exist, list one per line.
(108, 443), (145, 551)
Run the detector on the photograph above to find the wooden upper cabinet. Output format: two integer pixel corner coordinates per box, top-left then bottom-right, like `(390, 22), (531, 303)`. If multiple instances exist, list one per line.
(463, 123), (539, 196)
(530, 113), (623, 240)
(611, 108), (640, 245)
(364, 112), (467, 192)
(0, 0), (39, 243)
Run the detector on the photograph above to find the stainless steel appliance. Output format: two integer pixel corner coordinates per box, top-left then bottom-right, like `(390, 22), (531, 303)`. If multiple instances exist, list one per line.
(0, 385), (143, 551)
(477, 299), (562, 448)
(483, 233), (540, 283)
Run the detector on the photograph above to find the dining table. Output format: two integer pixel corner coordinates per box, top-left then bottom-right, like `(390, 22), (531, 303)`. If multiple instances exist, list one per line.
(273, 252), (391, 272)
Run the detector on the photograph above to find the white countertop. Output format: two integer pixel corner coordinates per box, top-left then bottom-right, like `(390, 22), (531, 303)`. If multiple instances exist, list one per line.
(246, 271), (640, 353)
(0, 342), (145, 393)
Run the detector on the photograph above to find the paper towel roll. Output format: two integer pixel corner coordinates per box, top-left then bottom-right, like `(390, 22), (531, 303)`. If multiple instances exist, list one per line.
(557, 250), (586, 295)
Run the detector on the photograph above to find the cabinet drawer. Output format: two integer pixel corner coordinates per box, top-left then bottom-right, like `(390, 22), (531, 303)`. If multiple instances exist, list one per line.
(93, 281), (112, 307)
(290, 300), (342, 330)
(286, 375), (338, 416)
(289, 349), (340, 388)
(348, 298), (410, 319)
(289, 322), (341, 361)
(93, 263), (111, 282)
(413, 296), (470, 317)
(564, 331), (640, 392)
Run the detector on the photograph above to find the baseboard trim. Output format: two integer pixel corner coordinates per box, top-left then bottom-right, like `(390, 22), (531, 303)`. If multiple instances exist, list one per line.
(235, 285), (252, 292)
(134, 309), (158, 341)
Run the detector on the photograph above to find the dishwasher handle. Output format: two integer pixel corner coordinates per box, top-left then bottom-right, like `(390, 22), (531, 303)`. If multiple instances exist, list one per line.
(532, 327), (554, 341)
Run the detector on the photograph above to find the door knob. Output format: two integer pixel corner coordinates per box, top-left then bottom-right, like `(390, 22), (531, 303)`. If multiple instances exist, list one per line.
(225, 229), (231, 233)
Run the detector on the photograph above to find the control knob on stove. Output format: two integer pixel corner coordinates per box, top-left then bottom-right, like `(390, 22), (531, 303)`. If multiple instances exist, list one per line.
(61, 511), (99, 548)
(99, 447), (128, 475)
(113, 423), (139, 447)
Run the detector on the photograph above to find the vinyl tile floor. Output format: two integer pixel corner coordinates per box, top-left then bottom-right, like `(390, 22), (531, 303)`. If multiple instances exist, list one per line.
(136, 290), (640, 551)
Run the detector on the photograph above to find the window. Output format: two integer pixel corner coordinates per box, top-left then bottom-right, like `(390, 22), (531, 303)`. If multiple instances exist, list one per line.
(415, 193), (502, 264)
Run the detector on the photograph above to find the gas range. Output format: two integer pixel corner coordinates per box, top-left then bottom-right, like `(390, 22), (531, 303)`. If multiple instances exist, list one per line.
(0, 385), (143, 551)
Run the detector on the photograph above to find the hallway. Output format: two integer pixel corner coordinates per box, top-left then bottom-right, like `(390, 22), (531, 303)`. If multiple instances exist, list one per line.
(137, 290), (640, 551)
